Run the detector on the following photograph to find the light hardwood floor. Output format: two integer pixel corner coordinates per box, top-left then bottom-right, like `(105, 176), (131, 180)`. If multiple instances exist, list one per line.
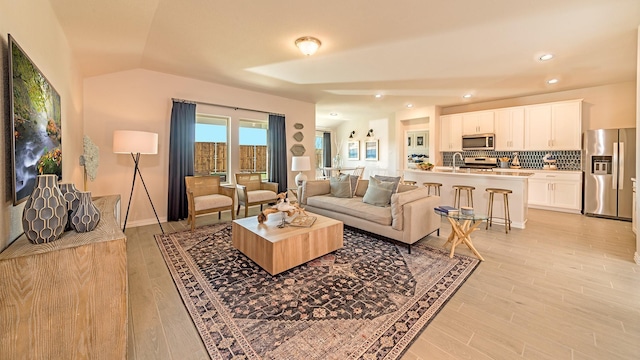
(126, 208), (639, 359)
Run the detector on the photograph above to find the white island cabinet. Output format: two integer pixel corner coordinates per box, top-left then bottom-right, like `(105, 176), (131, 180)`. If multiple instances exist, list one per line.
(403, 169), (531, 229)
(526, 171), (582, 213)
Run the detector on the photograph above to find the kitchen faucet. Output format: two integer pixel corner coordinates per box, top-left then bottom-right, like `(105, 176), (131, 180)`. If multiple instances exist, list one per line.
(452, 152), (463, 172)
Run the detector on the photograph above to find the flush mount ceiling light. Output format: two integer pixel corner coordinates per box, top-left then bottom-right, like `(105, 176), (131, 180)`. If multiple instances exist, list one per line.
(295, 36), (321, 56)
(539, 53), (554, 61)
(547, 78), (559, 84)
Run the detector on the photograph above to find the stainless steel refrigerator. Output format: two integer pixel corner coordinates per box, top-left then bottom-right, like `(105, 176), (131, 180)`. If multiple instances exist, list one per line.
(583, 128), (636, 220)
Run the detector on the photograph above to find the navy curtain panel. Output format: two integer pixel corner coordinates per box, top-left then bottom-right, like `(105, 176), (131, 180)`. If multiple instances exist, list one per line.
(167, 100), (196, 221)
(323, 131), (332, 168)
(268, 114), (287, 193)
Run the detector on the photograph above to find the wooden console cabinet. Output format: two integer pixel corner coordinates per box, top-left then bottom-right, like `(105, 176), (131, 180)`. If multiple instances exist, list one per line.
(0, 195), (127, 359)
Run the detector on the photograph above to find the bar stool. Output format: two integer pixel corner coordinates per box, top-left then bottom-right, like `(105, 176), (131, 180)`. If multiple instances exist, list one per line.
(485, 188), (512, 233)
(403, 180), (417, 186)
(452, 185), (475, 208)
(423, 182), (442, 196)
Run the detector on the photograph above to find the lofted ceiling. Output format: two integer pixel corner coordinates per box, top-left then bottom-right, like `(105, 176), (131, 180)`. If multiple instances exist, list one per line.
(49, 0), (640, 128)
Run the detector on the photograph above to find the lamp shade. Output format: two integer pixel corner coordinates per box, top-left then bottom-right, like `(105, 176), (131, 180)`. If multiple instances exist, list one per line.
(113, 130), (158, 154)
(291, 156), (311, 171)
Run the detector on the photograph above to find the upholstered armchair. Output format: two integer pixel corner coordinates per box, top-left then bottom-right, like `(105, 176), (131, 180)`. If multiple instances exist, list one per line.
(185, 175), (235, 231)
(235, 173), (278, 218)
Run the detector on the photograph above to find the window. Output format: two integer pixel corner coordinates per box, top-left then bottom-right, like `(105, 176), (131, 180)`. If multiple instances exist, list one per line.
(239, 119), (268, 179)
(195, 115), (228, 181)
(315, 132), (324, 168)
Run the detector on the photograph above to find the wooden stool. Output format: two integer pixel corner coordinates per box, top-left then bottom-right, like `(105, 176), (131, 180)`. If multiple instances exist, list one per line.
(403, 180), (417, 186)
(485, 188), (512, 233)
(452, 185), (475, 208)
(423, 182), (442, 196)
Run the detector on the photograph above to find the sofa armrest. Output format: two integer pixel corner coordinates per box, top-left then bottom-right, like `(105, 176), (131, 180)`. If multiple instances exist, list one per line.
(401, 196), (441, 244)
(299, 180), (330, 205)
(391, 187), (431, 230)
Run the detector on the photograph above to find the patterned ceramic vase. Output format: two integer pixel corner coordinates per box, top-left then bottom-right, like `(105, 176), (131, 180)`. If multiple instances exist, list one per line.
(59, 183), (80, 230)
(22, 174), (68, 244)
(70, 191), (101, 232)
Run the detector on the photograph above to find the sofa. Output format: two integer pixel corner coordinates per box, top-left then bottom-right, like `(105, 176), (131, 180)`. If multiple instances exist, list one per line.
(298, 178), (441, 253)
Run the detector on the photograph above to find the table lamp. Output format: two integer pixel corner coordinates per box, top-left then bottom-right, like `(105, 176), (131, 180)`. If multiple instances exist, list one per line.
(291, 156), (311, 187)
(113, 130), (164, 234)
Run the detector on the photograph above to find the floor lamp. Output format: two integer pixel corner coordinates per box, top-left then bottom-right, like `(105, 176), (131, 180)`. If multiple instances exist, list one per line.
(113, 130), (164, 234)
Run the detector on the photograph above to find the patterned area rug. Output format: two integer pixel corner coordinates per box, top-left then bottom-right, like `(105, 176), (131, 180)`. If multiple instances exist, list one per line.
(155, 223), (480, 359)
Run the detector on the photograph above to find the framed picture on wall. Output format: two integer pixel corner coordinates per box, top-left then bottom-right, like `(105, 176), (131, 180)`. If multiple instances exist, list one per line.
(347, 140), (359, 160)
(365, 140), (379, 161)
(9, 34), (62, 204)
(415, 133), (426, 148)
(407, 135), (412, 147)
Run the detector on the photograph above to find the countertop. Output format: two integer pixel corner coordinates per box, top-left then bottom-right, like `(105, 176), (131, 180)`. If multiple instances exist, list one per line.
(404, 168), (534, 179)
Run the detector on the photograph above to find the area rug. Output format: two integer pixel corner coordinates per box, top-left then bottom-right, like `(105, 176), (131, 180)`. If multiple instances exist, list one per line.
(155, 223), (480, 360)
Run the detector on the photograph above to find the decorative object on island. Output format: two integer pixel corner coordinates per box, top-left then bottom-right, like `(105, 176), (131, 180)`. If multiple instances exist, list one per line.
(113, 130), (164, 234)
(9, 34), (63, 205)
(70, 191), (101, 232)
(292, 156), (311, 187)
(257, 192), (308, 227)
(79, 135), (99, 190)
(416, 162), (434, 171)
(59, 182), (80, 230)
(22, 174), (67, 244)
(347, 140), (360, 160)
(365, 139), (379, 161)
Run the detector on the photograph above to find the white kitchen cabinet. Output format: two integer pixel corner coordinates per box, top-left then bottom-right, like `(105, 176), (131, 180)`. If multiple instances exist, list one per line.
(462, 111), (494, 135)
(524, 100), (582, 150)
(494, 107), (525, 150)
(527, 172), (582, 213)
(440, 114), (462, 151)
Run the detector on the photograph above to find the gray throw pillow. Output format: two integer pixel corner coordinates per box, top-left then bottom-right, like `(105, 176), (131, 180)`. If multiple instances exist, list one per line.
(374, 175), (401, 194)
(363, 176), (395, 206)
(330, 174), (352, 198)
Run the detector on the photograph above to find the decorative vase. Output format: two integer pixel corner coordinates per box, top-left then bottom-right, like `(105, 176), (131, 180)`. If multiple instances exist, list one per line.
(22, 174), (68, 244)
(59, 183), (80, 230)
(71, 191), (101, 233)
(332, 154), (343, 169)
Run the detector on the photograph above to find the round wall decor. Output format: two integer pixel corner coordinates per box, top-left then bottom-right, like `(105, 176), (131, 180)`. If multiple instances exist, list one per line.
(294, 123), (304, 129)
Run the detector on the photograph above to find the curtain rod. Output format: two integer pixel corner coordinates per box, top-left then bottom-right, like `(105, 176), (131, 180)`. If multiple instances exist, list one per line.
(172, 98), (284, 117)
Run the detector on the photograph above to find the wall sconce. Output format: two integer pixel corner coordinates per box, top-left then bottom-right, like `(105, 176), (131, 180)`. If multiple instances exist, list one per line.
(348, 131), (355, 139)
(366, 129), (374, 138)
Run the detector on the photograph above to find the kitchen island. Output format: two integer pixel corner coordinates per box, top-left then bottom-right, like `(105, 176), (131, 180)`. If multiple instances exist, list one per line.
(404, 168), (533, 229)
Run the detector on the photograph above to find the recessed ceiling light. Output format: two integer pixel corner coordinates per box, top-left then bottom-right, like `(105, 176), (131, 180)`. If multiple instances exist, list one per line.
(329, 112), (338, 117)
(547, 78), (559, 84)
(406, 104), (413, 108)
(462, 94), (472, 99)
(374, 94), (383, 98)
(539, 53), (554, 61)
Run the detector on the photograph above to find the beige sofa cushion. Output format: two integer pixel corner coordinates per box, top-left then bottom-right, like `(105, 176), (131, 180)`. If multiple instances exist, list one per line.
(306, 195), (392, 226)
(391, 187), (431, 231)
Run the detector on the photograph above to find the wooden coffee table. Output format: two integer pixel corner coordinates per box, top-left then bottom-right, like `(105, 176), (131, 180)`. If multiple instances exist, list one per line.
(232, 212), (343, 275)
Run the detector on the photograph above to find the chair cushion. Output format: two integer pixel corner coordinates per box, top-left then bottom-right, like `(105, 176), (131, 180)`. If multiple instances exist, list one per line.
(246, 190), (277, 203)
(194, 194), (232, 211)
(363, 176), (395, 207)
(330, 174), (352, 198)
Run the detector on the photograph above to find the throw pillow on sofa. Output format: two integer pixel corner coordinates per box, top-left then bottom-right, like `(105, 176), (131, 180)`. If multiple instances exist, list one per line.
(330, 174), (352, 198)
(374, 175), (401, 194)
(363, 176), (395, 206)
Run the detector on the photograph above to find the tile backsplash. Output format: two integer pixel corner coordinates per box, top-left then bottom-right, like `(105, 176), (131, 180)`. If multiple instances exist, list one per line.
(442, 150), (582, 170)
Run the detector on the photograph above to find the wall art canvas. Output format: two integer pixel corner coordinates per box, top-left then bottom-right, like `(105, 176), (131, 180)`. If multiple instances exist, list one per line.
(365, 140), (379, 161)
(8, 34), (62, 204)
(347, 140), (359, 160)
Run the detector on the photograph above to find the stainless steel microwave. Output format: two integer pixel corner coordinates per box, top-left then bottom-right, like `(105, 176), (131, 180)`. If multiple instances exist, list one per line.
(462, 134), (495, 151)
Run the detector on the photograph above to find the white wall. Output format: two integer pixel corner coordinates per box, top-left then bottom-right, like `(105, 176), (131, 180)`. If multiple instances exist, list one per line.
(0, 0), (84, 250)
(334, 117), (398, 178)
(635, 25), (639, 265)
(83, 69), (315, 228)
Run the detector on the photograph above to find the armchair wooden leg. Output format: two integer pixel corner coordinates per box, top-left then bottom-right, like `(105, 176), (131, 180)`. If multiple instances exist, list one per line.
(218, 212), (221, 219)
(190, 216), (195, 231)
(231, 207), (235, 220)
(244, 205), (249, 218)
(236, 204), (241, 216)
